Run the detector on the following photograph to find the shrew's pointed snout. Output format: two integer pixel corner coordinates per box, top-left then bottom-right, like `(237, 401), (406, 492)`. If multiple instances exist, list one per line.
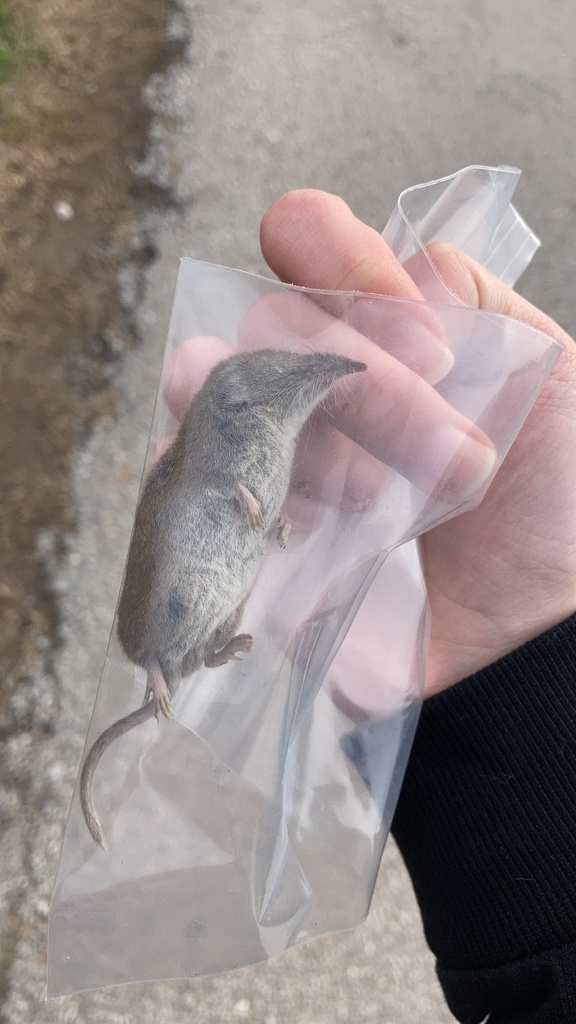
(348, 359), (368, 375)
(316, 353), (368, 380)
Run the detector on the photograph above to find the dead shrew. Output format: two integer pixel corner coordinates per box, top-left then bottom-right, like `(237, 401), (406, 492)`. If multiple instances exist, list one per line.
(80, 348), (367, 847)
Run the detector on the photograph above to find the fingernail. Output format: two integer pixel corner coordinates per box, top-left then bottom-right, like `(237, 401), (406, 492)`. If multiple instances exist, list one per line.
(427, 344), (455, 385)
(403, 322), (455, 385)
(415, 424), (497, 501)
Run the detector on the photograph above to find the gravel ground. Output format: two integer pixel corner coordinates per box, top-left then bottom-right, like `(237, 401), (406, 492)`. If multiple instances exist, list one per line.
(3, 0), (576, 1021)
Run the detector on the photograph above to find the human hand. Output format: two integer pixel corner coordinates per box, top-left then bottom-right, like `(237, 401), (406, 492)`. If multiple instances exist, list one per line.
(260, 189), (576, 696)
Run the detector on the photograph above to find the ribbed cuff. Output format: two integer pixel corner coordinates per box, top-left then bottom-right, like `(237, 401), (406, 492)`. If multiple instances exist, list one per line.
(391, 613), (576, 971)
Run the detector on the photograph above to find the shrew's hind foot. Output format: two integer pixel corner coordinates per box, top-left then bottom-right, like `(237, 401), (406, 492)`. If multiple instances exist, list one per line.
(142, 663), (174, 721)
(277, 509), (292, 549)
(205, 633), (253, 668)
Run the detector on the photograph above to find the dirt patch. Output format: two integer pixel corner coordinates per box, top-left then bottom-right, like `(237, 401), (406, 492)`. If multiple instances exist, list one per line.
(0, 1), (183, 701)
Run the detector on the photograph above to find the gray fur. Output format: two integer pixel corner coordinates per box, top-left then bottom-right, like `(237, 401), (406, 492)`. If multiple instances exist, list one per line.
(80, 348), (367, 847)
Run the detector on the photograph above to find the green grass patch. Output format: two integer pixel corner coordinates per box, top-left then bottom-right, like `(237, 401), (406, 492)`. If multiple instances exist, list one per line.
(0, 1), (47, 85)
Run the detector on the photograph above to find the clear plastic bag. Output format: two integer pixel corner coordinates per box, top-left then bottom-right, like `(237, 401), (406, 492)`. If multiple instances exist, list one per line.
(48, 166), (562, 995)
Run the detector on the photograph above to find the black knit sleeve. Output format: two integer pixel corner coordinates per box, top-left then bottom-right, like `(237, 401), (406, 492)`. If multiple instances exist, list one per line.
(391, 613), (576, 1024)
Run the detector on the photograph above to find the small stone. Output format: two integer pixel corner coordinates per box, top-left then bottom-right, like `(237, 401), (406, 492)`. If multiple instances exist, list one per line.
(167, 12), (189, 42)
(37, 529), (56, 557)
(48, 762), (64, 782)
(52, 576), (69, 594)
(116, 264), (140, 312)
(35, 898), (50, 918)
(101, 330), (125, 357)
(53, 199), (74, 221)
(233, 998), (251, 1017)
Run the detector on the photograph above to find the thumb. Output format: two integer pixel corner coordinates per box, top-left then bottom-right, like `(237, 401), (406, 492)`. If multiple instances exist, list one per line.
(426, 241), (572, 351)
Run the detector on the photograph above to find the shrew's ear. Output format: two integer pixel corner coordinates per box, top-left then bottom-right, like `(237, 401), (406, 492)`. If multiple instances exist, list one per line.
(214, 364), (253, 411)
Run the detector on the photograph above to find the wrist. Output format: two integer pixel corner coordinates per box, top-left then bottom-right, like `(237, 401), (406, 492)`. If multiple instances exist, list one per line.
(426, 596), (576, 697)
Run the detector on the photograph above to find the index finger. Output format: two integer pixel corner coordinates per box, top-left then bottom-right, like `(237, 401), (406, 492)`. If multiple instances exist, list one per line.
(260, 189), (454, 385)
(261, 189), (424, 298)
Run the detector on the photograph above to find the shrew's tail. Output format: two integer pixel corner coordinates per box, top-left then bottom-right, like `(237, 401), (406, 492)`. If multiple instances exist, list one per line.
(80, 702), (155, 849)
